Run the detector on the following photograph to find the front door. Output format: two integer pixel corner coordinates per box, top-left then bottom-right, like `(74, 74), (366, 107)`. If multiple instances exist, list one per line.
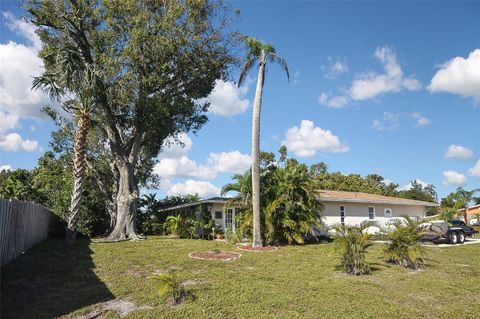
(225, 208), (235, 231)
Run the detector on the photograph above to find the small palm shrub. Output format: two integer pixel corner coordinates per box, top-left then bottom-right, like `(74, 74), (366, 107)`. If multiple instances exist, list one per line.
(166, 215), (182, 236)
(225, 228), (243, 244)
(150, 273), (185, 304)
(384, 216), (426, 269)
(334, 223), (373, 275)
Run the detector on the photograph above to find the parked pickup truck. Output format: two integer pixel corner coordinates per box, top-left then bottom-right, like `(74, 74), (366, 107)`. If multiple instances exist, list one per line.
(421, 220), (478, 244)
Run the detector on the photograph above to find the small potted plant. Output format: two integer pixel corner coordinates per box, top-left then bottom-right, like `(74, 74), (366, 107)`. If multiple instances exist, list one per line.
(214, 227), (224, 240)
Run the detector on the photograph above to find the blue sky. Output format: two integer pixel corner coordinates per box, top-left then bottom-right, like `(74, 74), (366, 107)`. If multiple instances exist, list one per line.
(1, 1), (479, 200)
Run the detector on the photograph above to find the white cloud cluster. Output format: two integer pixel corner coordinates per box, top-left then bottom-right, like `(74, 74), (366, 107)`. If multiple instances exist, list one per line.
(204, 79), (250, 116)
(154, 150), (251, 180)
(442, 170), (467, 187)
(0, 111), (20, 135)
(319, 46), (421, 108)
(159, 133), (193, 159)
(0, 132), (38, 152)
(207, 151), (252, 174)
(0, 12), (49, 119)
(322, 57), (349, 79)
(154, 133), (251, 198)
(411, 112), (431, 127)
(469, 160), (480, 179)
(318, 93), (348, 108)
(444, 145), (474, 160)
(0, 13), (44, 152)
(0, 165), (12, 171)
(282, 120), (349, 157)
(399, 179), (429, 191)
(372, 112), (400, 131)
(350, 47), (421, 100)
(166, 180), (220, 198)
(429, 49), (480, 104)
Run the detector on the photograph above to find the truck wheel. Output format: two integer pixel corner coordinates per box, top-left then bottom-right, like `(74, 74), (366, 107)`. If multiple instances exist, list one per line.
(449, 232), (458, 244)
(458, 232), (465, 244)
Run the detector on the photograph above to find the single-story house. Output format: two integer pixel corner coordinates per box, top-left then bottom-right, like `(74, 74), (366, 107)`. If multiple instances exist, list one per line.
(457, 204), (480, 225)
(159, 190), (439, 232)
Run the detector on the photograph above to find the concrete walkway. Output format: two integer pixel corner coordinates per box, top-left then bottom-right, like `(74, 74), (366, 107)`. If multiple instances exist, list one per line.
(424, 237), (480, 248)
(373, 237), (480, 248)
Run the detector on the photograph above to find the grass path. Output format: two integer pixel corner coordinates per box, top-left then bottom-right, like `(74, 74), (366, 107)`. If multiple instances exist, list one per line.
(1, 237), (480, 318)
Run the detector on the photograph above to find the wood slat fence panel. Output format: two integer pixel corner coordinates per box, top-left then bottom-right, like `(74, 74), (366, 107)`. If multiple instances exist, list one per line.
(0, 199), (54, 267)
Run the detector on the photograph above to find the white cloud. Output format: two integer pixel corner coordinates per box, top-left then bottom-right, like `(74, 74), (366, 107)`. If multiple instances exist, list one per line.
(160, 133), (193, 159)
(207, 151), (251, 175)
(442, 170), (467, 187)
(411, 112), (431, 127)
(469, 160), (480, 179)
(322, 57), (349, 79)
(350, 47), (421, 100)
(0, 12), (50, 120)
(154, 155), (216, 180)
(166, 180), (220, 198)
(0, 165), (12, 171)
(292, 68), (301, 85)
(429, 49), (480, 104)
(0, 132), (39, 152)
(282, 120), (349, 157)
(319, 47), (420, 108)
(399, 179), (429, 191)
(318, 92), (348, 108)
(0, 111), (20, 135)
(372, 112), (400, 131)
(154, 150), (251, 180)
(444, 145), (474, 160)
(204, 79), (250, 116)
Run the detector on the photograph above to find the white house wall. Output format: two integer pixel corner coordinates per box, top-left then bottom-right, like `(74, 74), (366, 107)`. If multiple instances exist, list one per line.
(321, 202), (427, 227)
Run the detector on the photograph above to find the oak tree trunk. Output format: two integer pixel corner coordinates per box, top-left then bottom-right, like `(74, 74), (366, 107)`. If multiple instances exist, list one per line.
(106, 162), (143, 241)
(251, 52), (266, 248)
(65, 113), (90, 245)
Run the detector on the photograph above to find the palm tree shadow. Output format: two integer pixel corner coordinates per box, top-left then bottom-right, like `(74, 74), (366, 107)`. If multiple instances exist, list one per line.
(1, 239), (114, 319)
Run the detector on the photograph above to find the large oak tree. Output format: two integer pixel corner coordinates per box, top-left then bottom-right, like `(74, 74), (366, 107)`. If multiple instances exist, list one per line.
(27, 0), (236, 241)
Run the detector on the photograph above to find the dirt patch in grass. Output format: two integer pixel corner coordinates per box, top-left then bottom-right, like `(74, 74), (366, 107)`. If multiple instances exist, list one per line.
(236, 245), (278, 252)
(75, 299), (152, 318)
(188, 250), (241, 261)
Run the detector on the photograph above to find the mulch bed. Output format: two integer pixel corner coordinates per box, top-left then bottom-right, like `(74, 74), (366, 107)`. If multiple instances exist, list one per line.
(188, 250), (241, 261)
(236, 245), (278, 252)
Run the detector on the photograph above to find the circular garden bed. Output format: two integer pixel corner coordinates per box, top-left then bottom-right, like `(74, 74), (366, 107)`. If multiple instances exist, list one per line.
(236, 245), (278, 252)
(188, 250), (241, 261)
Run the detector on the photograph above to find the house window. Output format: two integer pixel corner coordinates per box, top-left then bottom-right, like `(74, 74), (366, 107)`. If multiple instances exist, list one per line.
(384, 208), (393, 218)
(225, 209), (233, 230)
(340, 206), (346, 225)
(368, 207), (375, 220)
(214, 211), (223, 219)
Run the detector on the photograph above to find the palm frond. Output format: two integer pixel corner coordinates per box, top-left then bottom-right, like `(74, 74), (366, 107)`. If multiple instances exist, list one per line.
(238, 58), (256, 87)
(267, 52), (290, 81)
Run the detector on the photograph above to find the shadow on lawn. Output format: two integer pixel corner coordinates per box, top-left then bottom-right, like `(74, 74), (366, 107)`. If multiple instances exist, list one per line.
(1, 239), (114, 319)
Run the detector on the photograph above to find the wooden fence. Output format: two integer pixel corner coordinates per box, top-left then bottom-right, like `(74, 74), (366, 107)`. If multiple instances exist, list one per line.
(0, 199), (55, 267)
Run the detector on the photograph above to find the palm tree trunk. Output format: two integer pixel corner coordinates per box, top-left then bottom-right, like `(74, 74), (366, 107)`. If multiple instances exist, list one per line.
(65, 112), (90, 245)
(464, 206), (469, 224)
(251, 54), (265, 248)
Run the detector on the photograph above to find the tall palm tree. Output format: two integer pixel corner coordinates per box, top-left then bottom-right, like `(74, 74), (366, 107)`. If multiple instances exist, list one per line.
(238, 37), (289, 247)
(33, 47), (99, 244)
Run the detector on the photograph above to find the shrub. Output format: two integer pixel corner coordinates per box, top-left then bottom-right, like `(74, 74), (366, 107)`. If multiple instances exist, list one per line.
(166, 215), (182, 236)
(384, 216), (426, 269)
(150, 273), (185, 304)
(333, 223), (373, 275)
(225, 228), (243, 244)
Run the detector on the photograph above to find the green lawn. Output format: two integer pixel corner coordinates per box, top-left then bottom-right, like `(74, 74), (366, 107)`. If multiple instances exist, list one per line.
(1, 237), (479, 319)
